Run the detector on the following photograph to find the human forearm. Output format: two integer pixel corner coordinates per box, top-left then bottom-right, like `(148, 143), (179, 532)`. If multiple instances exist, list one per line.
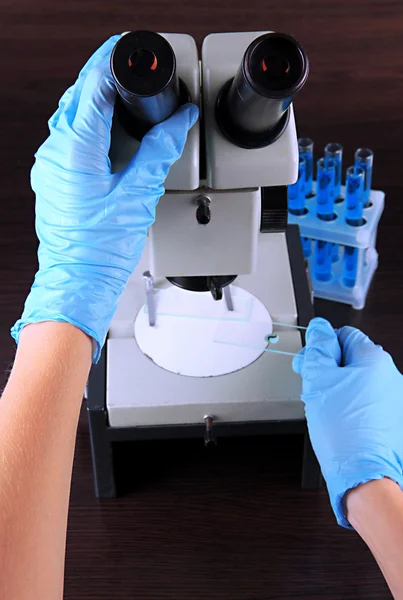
(346, 479), (403, 599)
(0, 322), (91, 600)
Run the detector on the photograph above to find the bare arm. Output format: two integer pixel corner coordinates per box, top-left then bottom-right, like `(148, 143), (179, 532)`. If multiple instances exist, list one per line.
(0, 322), (91, 600)
(346, 479), (403, 600)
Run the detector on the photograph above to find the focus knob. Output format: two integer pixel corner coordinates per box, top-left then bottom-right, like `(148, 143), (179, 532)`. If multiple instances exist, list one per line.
(196, 196), (211, 225)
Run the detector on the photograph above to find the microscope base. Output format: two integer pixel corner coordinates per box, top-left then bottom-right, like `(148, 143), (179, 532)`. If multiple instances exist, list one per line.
(87, 226), (322, 498)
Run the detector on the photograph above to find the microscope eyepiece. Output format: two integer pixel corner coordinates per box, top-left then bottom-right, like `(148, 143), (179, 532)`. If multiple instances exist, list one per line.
(111, 31), (190, 139)
(216, 33), (309, 149)
(244, 33), (308, 97)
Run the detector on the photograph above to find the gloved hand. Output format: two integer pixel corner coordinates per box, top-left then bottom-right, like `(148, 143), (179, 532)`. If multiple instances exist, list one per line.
(11, 35), (199, 362)
(293, 317), (403, 528)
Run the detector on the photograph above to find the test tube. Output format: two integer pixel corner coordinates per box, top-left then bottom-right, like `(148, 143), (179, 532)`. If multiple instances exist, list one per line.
(298, 138), (314, 197)
(354, 148), (373, 208)
(288, 156), (306, 215)
(343, 246), (358, 287)
(332, 243), (339, 262)
(314, 240), (332, 281)
(324, 143), (343, 201)
(316, 157), (336, 221)
(301, 236), (312, 258)
(345, 165), (365, 226)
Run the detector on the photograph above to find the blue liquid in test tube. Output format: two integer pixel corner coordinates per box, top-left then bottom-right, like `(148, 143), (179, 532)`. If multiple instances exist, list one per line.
(325, 143), (343, 201)
(355, 148), (373, 208)
(314, 239), (333, 281)
(301, 236), (312, 258)
(316, 157), (336, 221)
(343, 246), (358, 287)
(332, 243), (339, 262)
(345, 165), (365, 226)
(298, 138), (314, 197)
(288, 156), (306, 215)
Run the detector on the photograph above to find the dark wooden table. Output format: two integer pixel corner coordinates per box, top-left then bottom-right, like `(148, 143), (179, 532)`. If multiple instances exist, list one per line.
(1, 1), (402, 598)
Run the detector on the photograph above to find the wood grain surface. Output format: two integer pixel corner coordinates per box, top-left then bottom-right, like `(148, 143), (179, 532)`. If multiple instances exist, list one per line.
(1, 1), (402, 598)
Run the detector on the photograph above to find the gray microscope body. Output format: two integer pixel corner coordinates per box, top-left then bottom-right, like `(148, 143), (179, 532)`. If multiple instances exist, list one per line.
(87, 31), (320, 497)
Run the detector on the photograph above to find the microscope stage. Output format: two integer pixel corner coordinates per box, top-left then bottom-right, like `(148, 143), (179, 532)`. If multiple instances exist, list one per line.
(106, 233), (305, 428)
(134, 285), (273, 378)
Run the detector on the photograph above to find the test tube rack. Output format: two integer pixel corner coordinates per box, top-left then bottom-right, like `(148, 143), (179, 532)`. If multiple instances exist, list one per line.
(288, 184), (385, 310)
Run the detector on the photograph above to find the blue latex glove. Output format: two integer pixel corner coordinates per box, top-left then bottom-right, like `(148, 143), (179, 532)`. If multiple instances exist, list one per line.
(11, 35), (199, 362)
(293, 317), (403, 528)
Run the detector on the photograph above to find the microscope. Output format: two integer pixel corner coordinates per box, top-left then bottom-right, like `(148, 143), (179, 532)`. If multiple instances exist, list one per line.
(87, 30), (321, 497)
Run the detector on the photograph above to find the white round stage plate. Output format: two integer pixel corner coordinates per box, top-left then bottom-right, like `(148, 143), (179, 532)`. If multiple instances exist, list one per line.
(134, 285), (272, 378)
